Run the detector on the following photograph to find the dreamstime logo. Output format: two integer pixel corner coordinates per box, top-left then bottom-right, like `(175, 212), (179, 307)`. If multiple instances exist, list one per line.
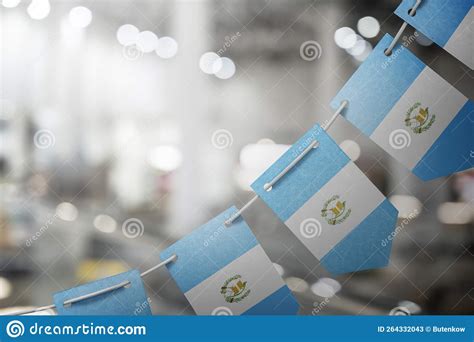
(300, 40), (322, 61)
(389, 129), (411, 150)
(34, 129), (55, 149)
(6, 320), (25, 338)
(211, 306), (233, 316)
(389, 306), (411, 316)
(299, 218), (322, 238)
(122, 218), (144, 239)
(122, 43), (144, 61)
(211, 129), (233, 150)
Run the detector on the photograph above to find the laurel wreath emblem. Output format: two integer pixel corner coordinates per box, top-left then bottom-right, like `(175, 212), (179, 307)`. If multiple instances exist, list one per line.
(220, 275), (250, 303)
(404, 102), (436, 134)
(321, 195), (351, 225)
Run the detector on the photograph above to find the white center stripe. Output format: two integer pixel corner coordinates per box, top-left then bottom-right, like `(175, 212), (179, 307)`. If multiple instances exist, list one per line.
(444, 7), (473, 69)
(285, 162), (385, 259)
(185, 245), (287, 315)
(370, 66), (468, 170)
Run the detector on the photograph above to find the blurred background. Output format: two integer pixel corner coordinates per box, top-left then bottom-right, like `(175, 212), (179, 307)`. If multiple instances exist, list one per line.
(1, 0), (473, 316)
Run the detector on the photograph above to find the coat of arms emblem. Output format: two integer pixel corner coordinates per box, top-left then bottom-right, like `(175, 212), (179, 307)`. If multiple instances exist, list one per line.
(220, 275), (250, 303)
(404, 102), (435, 134)
(321, 195), (351, 225)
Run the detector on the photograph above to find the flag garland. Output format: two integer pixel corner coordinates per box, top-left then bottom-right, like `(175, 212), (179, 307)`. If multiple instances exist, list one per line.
(395, 0), (473, 69)
(252, 124), (398, 275)
(330, 33), (473, 181)
(12, 1), (474, 316)
(53, 270), (151, 316)
(160, 206), (299, 316)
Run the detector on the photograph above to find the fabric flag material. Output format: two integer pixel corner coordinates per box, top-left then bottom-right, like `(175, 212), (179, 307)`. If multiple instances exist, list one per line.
(160, 206), (299, 316)
(331, 33), (473, 181)
(53, 270), (152, 315)
(252, 124), (398, 275)
(395, 0), (473, 69)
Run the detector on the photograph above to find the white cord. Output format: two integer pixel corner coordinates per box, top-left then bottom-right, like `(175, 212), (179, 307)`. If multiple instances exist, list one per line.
(4, 254), (177, 316)
(224, 100), (348, 226)
(6, 100), (351, 314)
(385, 0), (422, 56)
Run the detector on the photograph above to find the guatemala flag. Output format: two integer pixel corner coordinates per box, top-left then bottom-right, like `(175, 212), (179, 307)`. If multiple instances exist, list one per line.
(160, 207), (299, 316)
(331, 34), (473, 181)
(395, 0), (473, 69)
(252, 124), (398, 275)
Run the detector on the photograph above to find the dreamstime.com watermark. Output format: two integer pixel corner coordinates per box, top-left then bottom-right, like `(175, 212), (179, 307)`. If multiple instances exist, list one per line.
(25, 213), (59, 247)
(300, 40), (323, 61)
(381, 31), (419, 69)
(203, 223), (226, 248)
(217, 32), (241, 56)
(291, 126), (322, 159)
(5, 320), (146, 338)
(133, 298), (152, 316)
(211, 129), (233, 150)
(300, 218), (322, 239)
(381, 209), (419, 247)
(33, 129), (56, 149)
(312, 298), (330, 315)
(122, 218), (144, 239)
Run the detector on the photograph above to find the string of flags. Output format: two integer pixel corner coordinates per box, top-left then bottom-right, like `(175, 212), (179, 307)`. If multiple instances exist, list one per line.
(395, 0), (473, 69)
(9, 0), (472, 316)
(331, 33), (473, 181)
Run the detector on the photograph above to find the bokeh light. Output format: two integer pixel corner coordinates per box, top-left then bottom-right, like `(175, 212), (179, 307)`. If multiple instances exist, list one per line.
(357, 16), (380, 38)
(136, 30), (158, 53)
(116, 24), (140, 46)
(285, 277), (309, 293)
(94, 214), (117, 233)
(56, 202), (78, 221)
(148, 145), (183, 172)
(68, 6), (92, 29)
(339, 139), (361, 161)
(199, 52), (221, 74)
(213, 57), (236, 79)
(155, 37), (178, 59)
(27, 0), (50, 20)
(334, 27), (357, 49)
(2, 0), (21, 8)
(0, 277), (12, 300)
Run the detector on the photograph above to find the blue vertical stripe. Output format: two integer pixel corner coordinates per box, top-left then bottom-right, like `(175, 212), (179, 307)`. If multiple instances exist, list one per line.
(243, 286), (299, 315)
(251, 124), (349, 222)
(53, 270), (151, 316)
(320, 199), (398, 275)
(395, 0), (472, 47)
(413, 100), (474, 180)
(330, 34), (425, 136)
(160, 207), (258, 293)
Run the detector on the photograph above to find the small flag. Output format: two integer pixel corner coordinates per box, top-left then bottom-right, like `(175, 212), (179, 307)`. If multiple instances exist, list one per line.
(53, 270), (152, 315)
(252, 124), (398, 275)
(331, 33), (473, 181)
(395, 0), (473, 69)
(160, 206), (299, 316)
